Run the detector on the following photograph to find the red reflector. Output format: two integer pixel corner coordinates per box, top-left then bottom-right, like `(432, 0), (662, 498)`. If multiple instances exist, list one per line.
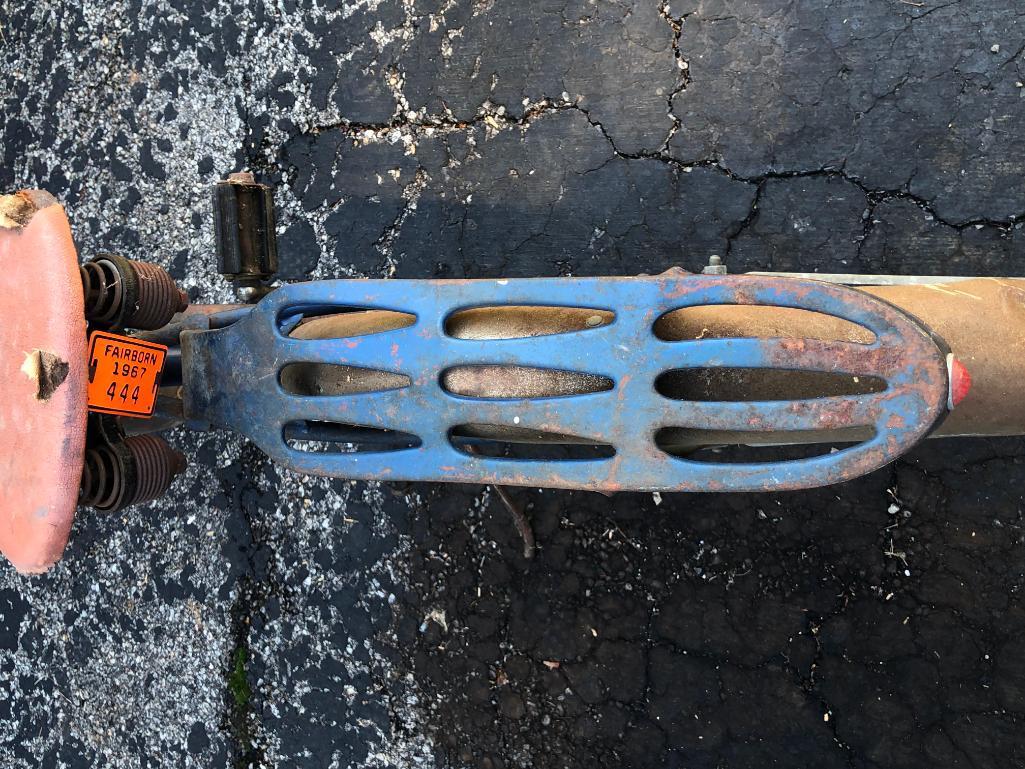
(947, 354), (971, 409)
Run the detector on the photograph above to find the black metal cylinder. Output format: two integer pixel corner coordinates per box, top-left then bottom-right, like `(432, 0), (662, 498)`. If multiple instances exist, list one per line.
(213, 173), (278, 283)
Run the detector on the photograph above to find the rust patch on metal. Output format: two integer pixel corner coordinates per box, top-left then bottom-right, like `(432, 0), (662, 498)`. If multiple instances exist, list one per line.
(765, 338), (908, 377)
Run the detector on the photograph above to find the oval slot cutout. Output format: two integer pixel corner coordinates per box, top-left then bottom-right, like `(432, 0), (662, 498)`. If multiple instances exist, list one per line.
(284, 420), (421, 453)
(653, 305), (875, 344)
(656, 426), (872, 462)
(442, 365), (614, 400)
(446, 306), (614, 340)
(280, 363), (411, 396)
(655, 368), (886, 402)
(279, 306), (416, 338)
(450, 424), (615, 461)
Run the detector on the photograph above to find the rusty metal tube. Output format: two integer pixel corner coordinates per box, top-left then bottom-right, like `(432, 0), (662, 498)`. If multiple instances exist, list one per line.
(866, 279), (1024, 437)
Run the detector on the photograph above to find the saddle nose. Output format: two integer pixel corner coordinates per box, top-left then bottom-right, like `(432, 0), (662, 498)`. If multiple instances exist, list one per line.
(0, 190), (88, 573)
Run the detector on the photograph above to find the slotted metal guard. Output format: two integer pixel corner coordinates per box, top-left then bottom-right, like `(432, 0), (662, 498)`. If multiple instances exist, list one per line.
(182, 274), (949, 492)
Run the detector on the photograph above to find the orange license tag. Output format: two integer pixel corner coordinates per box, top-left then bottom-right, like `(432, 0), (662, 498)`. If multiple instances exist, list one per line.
(87, 331), (168, 418)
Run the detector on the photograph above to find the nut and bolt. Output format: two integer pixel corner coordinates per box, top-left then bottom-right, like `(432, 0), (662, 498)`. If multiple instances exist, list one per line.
(701, 254), (728, 275)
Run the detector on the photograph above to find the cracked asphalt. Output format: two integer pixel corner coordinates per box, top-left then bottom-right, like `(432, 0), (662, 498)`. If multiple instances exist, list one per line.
(2, 0), (1025, 767)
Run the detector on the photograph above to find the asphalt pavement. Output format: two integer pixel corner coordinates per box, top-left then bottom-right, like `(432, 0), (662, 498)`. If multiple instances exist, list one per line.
(2, 1), (1025, 767)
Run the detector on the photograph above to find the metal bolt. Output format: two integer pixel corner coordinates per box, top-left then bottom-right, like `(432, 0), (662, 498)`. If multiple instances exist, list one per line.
(238, 283), (276, 303)
(227, 171), (256, 184)
(701, 254), (728, 275)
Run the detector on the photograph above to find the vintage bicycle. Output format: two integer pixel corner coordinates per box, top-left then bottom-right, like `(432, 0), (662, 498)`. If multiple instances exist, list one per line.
(3, 177), (1018, 573)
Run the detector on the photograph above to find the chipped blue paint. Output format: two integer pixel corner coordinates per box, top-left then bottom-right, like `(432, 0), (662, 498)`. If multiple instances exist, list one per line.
(181, 274), (948, 492)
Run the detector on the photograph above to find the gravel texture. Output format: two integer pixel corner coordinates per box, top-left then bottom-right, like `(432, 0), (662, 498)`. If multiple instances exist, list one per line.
(2, 1), (1025, 767)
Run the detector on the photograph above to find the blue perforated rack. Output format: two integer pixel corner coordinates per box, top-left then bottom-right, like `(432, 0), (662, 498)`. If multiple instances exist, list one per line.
(181, 273), (948, 492)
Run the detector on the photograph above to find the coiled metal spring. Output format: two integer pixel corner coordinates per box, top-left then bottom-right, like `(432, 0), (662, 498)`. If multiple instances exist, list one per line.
(81, 255), (188, 330)
(80, 436), (186, 512)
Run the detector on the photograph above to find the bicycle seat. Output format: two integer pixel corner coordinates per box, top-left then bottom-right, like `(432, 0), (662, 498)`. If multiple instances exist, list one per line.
(0, 190), (87, 573)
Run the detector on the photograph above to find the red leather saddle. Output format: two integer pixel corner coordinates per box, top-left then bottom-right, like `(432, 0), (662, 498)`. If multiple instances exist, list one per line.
(0, 190), (87, 573)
